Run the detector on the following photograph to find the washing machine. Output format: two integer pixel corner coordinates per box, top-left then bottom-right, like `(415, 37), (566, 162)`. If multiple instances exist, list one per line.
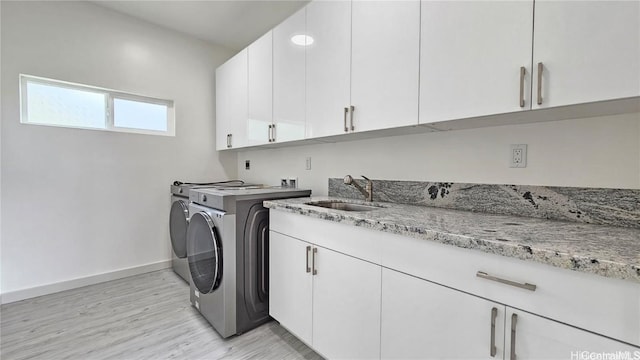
(169, 181), (245, 282)
(186, 186), (311, 338)
(170, 184), (194, 282)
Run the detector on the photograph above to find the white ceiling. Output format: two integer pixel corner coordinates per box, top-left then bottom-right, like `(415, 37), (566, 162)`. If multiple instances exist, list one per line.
(91, 0), (309, 51)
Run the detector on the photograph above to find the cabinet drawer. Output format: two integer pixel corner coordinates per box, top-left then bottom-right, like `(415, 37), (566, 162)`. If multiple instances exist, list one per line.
(378, 230), (640, 346)
(270, 210), (383, 264)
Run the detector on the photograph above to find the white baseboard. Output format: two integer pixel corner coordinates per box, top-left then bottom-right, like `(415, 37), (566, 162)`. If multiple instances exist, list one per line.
(0, 260), (172, 304)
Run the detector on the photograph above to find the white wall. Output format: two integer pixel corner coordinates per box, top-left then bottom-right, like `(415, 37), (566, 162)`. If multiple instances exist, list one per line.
(0, 2), (3, 296)
(0, 1), (236, 298)
(237, 113), (640, 195)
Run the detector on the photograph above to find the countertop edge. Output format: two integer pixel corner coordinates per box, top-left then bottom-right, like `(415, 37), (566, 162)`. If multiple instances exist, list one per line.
(264, 200), (640, 284)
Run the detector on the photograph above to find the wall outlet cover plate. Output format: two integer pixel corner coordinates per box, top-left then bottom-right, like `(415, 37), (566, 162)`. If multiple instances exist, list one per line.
(509, 144), (527, 168)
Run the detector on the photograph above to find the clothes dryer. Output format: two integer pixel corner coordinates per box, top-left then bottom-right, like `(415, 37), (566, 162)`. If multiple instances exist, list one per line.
(169, 181), (245, 282)
(186, 186), (311, 337)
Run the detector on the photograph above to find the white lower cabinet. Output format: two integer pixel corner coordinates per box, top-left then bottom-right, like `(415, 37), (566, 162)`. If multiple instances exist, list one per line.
(269, 211), (639, 359)
(505, 309), (639, 360)
(269, 231), (313, 345)
(313, 243), (381, 359)
(381, 268), (506, 359)
(381, 267), (638, 360)
(269, 230), (381, 359)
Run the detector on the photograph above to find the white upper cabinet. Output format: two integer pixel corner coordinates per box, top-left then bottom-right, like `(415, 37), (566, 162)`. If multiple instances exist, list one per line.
(305, 0), (351, 138)
(273, 8), (306, 143)
(419, 1), (534, 124)
(532, 1), (640, 109)
(247, 31), (273, 146)
(216, 0), (640, 150)
(351, 0), (420, 132)
(215, 49), (247, 150)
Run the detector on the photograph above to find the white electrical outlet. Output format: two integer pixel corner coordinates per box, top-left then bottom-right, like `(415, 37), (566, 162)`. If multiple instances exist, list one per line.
(510, 144), (527, 168)
(289, 177), (298, 188)
(305, 157), (312, 170)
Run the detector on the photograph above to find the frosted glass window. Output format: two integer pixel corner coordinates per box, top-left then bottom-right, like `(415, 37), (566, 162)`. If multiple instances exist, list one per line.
(114, 98), (168, 132)
(20, 74), (175, 136)
(26, 82), (106, 129)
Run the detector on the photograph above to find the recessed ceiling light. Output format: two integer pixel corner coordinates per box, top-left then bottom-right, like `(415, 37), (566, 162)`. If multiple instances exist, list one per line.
(291, 34), (314, 46)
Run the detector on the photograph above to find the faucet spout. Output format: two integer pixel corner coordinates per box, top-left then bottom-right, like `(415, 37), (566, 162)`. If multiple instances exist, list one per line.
(343, 175), (373, 202)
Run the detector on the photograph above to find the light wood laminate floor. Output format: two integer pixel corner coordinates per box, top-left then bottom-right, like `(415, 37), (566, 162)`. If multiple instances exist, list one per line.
(1, 269), (323, 360)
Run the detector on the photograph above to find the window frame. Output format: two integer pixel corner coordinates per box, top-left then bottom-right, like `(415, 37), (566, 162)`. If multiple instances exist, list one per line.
(19, 74), (175, 136)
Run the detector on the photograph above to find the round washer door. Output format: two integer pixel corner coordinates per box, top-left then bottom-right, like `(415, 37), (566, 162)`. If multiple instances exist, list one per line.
(187, 212), (222, 295)
(169, 200), (189, 258)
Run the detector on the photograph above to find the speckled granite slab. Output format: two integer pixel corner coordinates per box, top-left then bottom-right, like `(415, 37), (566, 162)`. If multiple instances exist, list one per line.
(264, 197), (640, 283)
(329, 179), (640, 229)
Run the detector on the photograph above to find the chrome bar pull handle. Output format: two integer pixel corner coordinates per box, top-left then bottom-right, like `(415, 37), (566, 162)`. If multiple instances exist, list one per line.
(312, 247), (318, 275)
(226, 134), (231, 148)
(343, 107), (349, 132)
(537, 62), (543, 105)
(305, 246), (311, 273)
(490, 307), (498, 357)
(476, 271), (536, 291)
(271, 123), (276, 142)
(229, 133), (232, 148)
(510, 313), (518, 360)
(519, 66), (526, 108)
(267, 125), (271, 142)
(350, 105), (355, 131)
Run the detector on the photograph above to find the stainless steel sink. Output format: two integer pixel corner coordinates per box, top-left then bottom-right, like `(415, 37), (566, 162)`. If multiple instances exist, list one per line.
(305, 200), (382, 212)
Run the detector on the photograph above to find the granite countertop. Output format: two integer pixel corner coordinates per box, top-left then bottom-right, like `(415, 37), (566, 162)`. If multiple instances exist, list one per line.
(264, 196), (640, 283)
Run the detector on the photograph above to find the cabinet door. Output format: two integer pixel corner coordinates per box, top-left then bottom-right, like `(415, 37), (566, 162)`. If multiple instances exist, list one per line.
(269, 231), (313, 345)
(273, 7), (306, 143)
(381, 268), (506, 359)
(312, 246), (381, 359)
(305, 0), (351, 138)
(419, 1), (534, 124)
(533, 1), (640, 109)
(215, 49), (247, 150)
(247, 31), (273, 146)
(506, 309), (640, 359)
(350, 0), (420, 132)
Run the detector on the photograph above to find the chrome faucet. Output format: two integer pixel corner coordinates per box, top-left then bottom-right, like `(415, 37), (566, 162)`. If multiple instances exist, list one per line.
(344, 175), (373, 202)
